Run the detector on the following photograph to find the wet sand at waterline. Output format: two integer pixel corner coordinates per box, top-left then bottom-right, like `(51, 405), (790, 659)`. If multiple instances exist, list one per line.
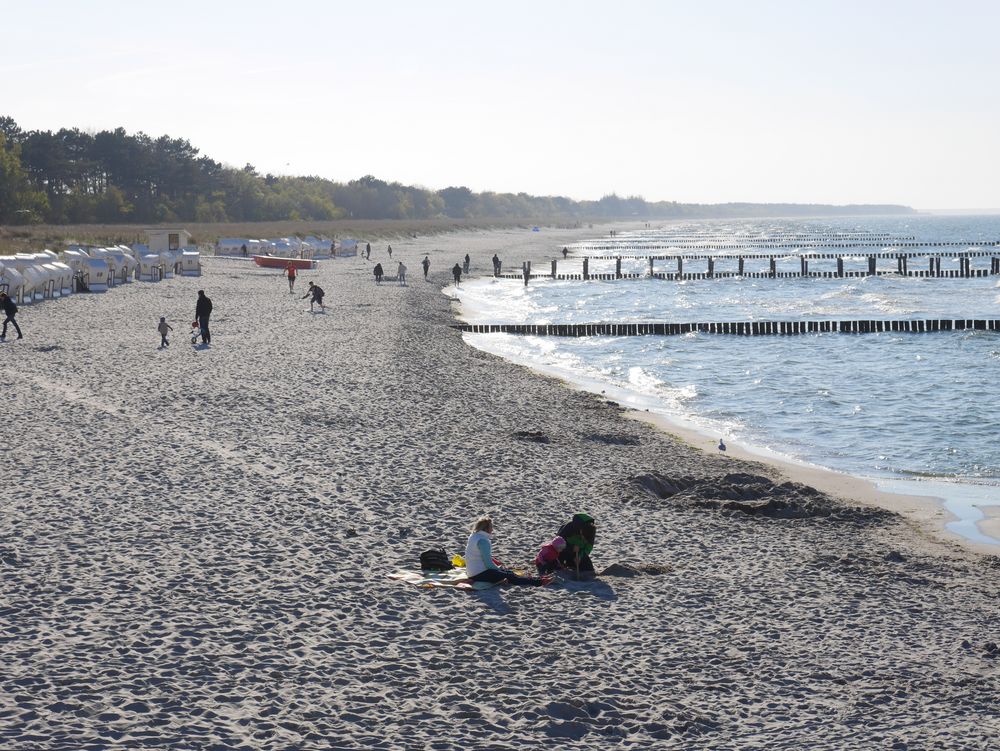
(2, 226), (999, 749)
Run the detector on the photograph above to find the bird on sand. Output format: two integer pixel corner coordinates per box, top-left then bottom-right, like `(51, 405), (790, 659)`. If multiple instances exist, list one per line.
(718, 439), (726, 452)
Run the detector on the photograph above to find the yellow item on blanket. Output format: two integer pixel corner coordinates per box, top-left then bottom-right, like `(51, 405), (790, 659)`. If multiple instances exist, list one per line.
(451, 554), (465, 567)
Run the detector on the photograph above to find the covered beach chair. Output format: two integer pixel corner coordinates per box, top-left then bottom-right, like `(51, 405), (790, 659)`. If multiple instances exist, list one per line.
(179, 250), (202, 276)
(0, 263), (28, 304)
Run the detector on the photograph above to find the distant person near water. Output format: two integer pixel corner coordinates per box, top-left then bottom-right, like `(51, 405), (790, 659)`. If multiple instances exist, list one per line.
(366, 242), (372, 260)
(157, 316), (173, 348)
(195, 290), (212, 344)
(1, 292), (23, 340)
(241, 243), (247, 257)
(421, 255), (430, 280)
(397, 261), (407, 286)
(463, 517), (551, 587)
(284, 262), (297, 293)
(373, 263), (384, 285)
(562, 247), (568, 259)
(452, 263), (462, 286)
(388, 245), (393, 258)
(303, 281), (325, 311)
(463, 253), (470, 274)
(492, 254), (501, 276)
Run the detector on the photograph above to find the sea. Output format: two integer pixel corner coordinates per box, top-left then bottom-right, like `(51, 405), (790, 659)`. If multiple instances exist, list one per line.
(452, 214), (1000, 547)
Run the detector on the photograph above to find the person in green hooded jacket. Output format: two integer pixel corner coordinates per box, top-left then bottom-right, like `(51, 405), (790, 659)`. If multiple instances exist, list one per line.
(557, 513), (596, 577)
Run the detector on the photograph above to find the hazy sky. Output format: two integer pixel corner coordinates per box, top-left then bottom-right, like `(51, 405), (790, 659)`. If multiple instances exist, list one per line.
(5, 1), (998, 209)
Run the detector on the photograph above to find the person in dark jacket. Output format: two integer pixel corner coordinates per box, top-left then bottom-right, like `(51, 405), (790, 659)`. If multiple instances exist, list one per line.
(452, 263), (462, 286)
(373, 263), (384, 285)
(195, 290), (212, 344)
(557, 513), (596, 578)
(0, 292), (22, 340)
(303, 281), (325, 311)
(492, 254), (501, 276)
(421, 255), (430, 280)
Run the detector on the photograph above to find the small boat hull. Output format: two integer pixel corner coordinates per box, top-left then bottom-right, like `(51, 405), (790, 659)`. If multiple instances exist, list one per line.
(253, 256), (316, 270)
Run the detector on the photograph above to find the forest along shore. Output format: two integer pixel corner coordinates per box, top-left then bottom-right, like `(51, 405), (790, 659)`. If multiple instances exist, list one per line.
(1, 225), (998, 750)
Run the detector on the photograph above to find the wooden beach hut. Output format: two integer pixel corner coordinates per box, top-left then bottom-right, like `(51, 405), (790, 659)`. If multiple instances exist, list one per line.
(145, 228), (191, 253)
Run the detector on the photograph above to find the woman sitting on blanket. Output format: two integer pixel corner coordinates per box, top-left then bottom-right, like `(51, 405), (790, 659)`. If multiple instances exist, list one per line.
(464, 517), (552, 586)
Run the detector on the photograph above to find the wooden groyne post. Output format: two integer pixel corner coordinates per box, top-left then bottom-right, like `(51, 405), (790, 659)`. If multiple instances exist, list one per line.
(456, 319), (1000, 337)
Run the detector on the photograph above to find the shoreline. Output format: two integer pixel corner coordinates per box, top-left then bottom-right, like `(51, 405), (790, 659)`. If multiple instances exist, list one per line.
(454, 298), (1000, 559)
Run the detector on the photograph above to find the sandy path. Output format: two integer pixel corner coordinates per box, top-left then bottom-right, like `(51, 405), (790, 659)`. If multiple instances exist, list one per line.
(1, 227), (999, 750)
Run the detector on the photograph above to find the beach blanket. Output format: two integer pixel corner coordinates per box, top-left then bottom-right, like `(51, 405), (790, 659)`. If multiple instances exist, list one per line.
(390, 567), (498, 590)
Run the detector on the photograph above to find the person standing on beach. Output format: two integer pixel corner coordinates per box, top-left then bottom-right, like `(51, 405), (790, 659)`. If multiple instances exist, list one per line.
(195, 290), (212, 345)
(463, 518), (551, 587)
(421, 255), (430, 280)
(452, 263), (462, 286)
(284, 262), (297, 293)
(241, 243), (247, 257)
(492, 254), (501, 276)
(463, 253), (470, 274)
(1, 292), (23, 340)
(366, 243), (371, 260)
(373, 263), (384, 285)
(388, 244), (393, 259)
(157, 317), (173, 348)
(397, 261), (407, 286)
(562, 247), (569, 259)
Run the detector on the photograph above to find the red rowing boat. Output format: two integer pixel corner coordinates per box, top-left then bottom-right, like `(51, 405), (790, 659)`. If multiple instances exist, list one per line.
(252, 256), (316, 270)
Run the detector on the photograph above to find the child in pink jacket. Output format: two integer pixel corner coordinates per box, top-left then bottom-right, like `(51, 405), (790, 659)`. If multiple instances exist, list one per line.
(535, 536), (567, 576)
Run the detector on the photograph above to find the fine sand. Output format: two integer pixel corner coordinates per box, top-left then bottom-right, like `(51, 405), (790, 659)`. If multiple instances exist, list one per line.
(2, 226), (999, 750)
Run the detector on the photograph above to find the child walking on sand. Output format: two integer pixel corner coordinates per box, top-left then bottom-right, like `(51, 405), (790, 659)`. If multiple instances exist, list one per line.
(157, 316), (173, 347)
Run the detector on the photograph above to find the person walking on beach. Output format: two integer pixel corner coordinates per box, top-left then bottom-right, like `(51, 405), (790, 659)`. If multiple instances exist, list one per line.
(303, 281), (325, 311)
(195, 290), (212, 345)
(0, 292), (23, 340)
(421, 255), (430, 280)
(373, 263), (384, 285)
(388, 244), (393, 258)
(284, 262), (297, 293)
(157, 316), (173, 348)
(463, 517), (551, 587)
(463, 253), (470, 274)
(562, 247), (569, 259)
(365, 242), (371, 260)
(492, 254), (501, 276)
(397, 261), (407, 286)
(452, 263), (462, 286)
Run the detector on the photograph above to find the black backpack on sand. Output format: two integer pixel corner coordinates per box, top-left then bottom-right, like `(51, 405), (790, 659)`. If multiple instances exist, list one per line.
(420, 547), (453, 572)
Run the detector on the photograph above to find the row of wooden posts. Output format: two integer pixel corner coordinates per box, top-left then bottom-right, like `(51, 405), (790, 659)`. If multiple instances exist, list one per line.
(647, 234), (912, 241)
(504, 254), (1000, 285)
(578, 240), (1000, 251)
(456, 319), (1000, 337)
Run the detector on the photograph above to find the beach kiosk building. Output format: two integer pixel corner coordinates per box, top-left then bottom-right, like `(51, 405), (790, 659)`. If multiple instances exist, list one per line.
(145, 229), (192, 253)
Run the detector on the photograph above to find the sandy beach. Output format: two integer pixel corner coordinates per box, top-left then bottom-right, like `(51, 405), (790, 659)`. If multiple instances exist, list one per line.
(3, 225), (1000, 750)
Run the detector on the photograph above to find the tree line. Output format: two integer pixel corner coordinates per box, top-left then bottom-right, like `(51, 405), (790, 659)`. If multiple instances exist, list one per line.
(0, 115), (913, 225)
